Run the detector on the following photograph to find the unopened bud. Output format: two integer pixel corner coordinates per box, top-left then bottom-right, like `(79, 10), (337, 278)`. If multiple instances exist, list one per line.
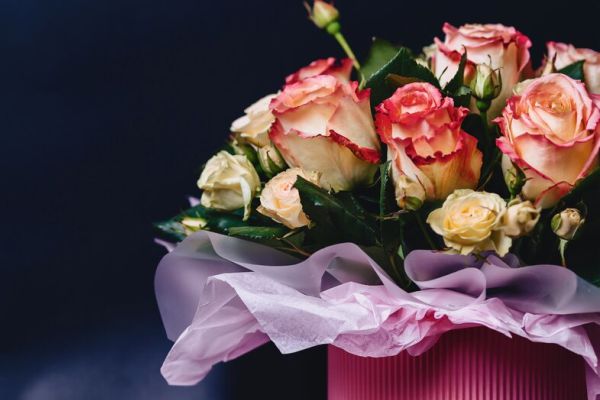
(503, 157), (526, 198)
(181, 217), (207, 235)
(258, 144), (287, 178)
(470, 63), (502, 102)
(551, 208), (584, 241)
(305, 1), (339, 29)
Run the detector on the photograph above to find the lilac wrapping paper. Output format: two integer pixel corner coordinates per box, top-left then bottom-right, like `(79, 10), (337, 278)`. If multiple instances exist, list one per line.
(155, 231), (600, 399)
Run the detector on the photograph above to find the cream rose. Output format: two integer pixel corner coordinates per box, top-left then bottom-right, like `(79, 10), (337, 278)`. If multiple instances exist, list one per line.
(270, 58), (380, 191)
(197, 151), (260, 220)
(258, 168), (319, 229)
(547, 42), (600, 94)
(432, 23), (532, 118)
(502, 199), (540, 238)
(230, 94), (277, 148)
(376, 82), (482, 208)
(496, 73), (600, 208)
(427, 189), (511, 256)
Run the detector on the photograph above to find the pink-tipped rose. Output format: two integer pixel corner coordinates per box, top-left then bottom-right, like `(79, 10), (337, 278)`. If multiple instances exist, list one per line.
(270, 58), (380, 191)
(376, 82), (482, 208)
(432, 23), (532, 118)
(496, 73), (600, 208)
(546, 42), (600, 94)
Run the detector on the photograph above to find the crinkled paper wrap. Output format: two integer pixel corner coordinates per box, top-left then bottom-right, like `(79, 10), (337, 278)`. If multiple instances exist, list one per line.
(155, 231), (600, 399)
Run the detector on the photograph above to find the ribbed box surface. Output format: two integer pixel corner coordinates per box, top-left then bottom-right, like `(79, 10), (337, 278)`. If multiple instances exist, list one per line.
(328, 327), (587, 400)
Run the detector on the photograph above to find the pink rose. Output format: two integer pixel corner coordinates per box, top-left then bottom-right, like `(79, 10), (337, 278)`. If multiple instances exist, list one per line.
(269, 58), (381, 191)
(376, 82), (482, 207)
(432, 23), (532, 118)
(546, 42), (600, 94)
(496, 73), (600, 208)
(285, 57), (353, 85)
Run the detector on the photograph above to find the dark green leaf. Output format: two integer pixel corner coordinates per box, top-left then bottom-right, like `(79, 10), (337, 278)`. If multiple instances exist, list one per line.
(444, 51), (467, 94)
(361, 38), (400, 82)
(228, 226), (289, 241)
(379, 161), (395, 217)
(154, 220), (187, 241)
(452, 85), (472, 108)
(365, 47), (440, 108)
(558, 60), (585, 81)
(294, 176), (378, 246)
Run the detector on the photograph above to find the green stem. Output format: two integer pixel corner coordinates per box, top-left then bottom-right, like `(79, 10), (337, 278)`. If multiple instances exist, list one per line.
(333, 32), (360, 70)
(414, 211), (437, 250)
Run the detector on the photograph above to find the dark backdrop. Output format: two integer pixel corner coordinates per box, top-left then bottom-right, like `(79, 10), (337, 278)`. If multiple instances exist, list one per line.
(2, 0), (599, 399)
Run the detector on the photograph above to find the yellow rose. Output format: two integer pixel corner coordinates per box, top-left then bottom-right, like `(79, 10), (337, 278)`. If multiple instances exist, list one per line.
(427, 189), (511, 256)
(230, 94), (277, 148)
(197, 151), (260, 220)
(258, 168), (319, 229)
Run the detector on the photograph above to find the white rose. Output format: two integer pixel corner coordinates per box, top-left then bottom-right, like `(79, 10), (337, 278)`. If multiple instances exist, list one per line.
(427, 189), (511, 256)
(502, 199), (540, 238)
(197, 151), (260, 220)
(230, 94), (277, 148)
(258, 168), (319, 229)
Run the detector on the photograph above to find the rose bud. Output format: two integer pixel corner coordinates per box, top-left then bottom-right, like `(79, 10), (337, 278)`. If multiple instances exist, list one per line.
(270, 58), (380, 191)
(502, 156), (526, 198)
(496, 73), (600, 208)
(231, 94), (278, 148)
(258, 143), (287, 178)
(305, 0), (339, 29)
(431, 23), (532, 118)
(376, 82), (482, 208)
(258, 168), (320, 229)
(551, 208), (584, 241)
(181, 217), (207, 236)
(546, 42), (600, 94)
(427, 189), (511, 256)
(470, 63), (502, 104)
(502, 199), (540, 238)
(197, 151), (261, 220)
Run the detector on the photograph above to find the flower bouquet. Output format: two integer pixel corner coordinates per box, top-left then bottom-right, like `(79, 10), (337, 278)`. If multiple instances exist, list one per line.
(155, 2), (600, 398)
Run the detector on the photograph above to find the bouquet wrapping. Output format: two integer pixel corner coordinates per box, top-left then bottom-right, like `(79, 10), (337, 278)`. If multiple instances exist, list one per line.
(154, 2), (600, 397)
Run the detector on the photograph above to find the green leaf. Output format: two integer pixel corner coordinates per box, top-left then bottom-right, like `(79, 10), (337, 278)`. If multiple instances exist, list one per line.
(361, 38), (400, 82)
(294, 176), (378, 246)
(155, 203), (272, 241)
(154, 220), (187, 241)
(379, 161), (395, 217)
(444, 51), (467, 94)
(558, 60), (585, 81)
(365, 47), (440, 108)
(452, 85), (472, 108)
(228, 226), (289, 241)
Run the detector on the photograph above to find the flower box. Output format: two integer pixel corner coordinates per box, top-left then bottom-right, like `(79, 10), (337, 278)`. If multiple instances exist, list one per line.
(328, 327), (588, 400)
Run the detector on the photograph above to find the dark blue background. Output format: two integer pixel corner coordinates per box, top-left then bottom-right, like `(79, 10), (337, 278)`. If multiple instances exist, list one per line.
(2, 0), (599, 399)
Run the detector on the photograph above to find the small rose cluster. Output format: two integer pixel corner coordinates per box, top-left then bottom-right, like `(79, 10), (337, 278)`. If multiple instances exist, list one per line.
(160, 2), (600, 276)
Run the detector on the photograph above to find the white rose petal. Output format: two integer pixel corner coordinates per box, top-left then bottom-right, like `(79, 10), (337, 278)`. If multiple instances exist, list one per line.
(197, 151), (260, 220)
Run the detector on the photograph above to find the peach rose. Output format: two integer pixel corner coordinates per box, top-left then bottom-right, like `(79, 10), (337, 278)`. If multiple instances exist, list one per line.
(546, 42), (600, 94)
(269, 58), (381, 191)
(432, 23), (532, 118)
(258, 168), (320, 229)
(376, 82), (482, 208)
(496, 73), (600, 208)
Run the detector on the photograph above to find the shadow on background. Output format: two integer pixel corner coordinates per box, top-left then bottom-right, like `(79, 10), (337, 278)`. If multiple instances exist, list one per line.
(1, 0), (598, 398)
